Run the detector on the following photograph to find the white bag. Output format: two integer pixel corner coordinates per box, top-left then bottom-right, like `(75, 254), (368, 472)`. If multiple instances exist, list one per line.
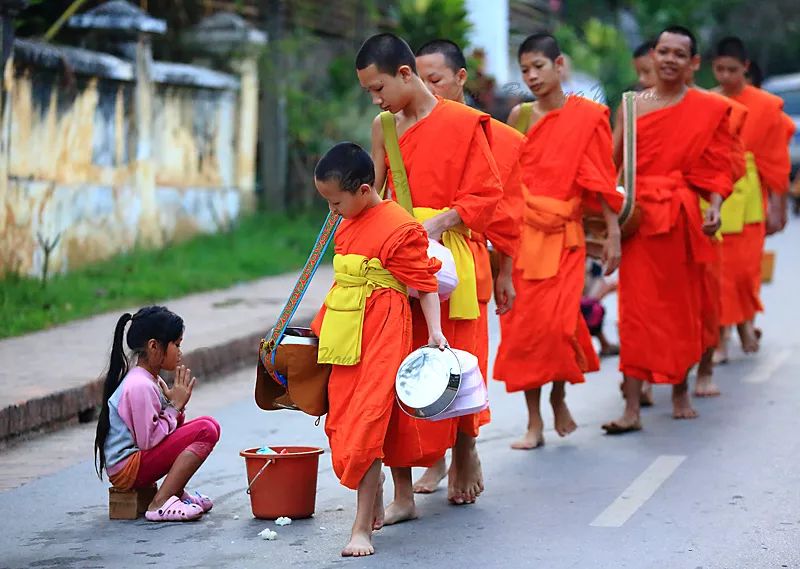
(408, 239), (459, 301)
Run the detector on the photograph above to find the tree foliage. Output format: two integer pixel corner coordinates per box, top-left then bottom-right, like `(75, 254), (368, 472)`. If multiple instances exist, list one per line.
(391, 0), (472, 52)
(555, 19), (636, 110)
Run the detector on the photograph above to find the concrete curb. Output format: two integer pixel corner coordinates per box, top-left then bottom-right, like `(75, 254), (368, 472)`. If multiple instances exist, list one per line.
(0, 318), (310, 443)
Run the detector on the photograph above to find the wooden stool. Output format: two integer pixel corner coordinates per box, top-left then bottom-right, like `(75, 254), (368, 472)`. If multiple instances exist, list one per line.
(108, 485), (157, 520)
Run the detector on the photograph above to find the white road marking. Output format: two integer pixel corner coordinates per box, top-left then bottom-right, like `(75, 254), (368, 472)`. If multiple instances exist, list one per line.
(590, 455), (686, 528)
(743, 349), (791, 384)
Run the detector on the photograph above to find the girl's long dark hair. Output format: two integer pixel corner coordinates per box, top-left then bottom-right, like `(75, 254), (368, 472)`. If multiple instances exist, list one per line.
(94, 306), (184, 478)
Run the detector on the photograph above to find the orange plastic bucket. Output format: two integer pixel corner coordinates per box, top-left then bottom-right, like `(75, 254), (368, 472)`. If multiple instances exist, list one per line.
(240, 446), (324, 519)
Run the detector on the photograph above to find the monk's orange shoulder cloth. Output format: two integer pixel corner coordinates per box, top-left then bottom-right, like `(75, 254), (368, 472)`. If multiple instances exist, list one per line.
(708, 90), (749, 180)
(385, 98), (503, 234)
(732, 85), (792, 193)
(485, 118), (524, 257)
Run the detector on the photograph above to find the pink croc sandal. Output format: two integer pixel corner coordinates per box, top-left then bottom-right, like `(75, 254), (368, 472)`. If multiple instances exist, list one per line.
(181, 490), (213, 513)
(145, 495), (203, 522)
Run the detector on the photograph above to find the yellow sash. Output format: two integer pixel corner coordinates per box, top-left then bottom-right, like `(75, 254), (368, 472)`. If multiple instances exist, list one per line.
(741, 152), (764, 225)
(720, 152), (762, 234)
(318, 254), (406, 366)
(412, 207), (479, 320)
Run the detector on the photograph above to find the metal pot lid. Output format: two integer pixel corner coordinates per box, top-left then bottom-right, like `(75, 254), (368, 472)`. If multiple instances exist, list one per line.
(396, 347), (461, 413)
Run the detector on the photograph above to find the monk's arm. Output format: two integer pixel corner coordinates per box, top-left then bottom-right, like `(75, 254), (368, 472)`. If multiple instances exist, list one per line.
(599, 196), (621, 275)
(702, 192), (724, 235)
(494, 253), (515, 315)
(370, 115), (388, 195)
(506, 104), (521, 127)
(418, 291), (447, 349)
(422, 209), (462, 242)
(448, 126), (503, 235)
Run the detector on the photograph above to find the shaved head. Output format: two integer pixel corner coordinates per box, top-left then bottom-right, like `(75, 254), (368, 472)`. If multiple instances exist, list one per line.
(416, 39), (467, 73)
(356, 33), (417, 75)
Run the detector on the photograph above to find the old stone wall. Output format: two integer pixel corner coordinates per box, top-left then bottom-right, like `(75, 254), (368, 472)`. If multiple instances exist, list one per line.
(1, 39), (256, 277)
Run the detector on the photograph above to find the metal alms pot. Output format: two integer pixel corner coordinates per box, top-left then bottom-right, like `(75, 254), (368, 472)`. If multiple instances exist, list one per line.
(395, 346), (463, 419)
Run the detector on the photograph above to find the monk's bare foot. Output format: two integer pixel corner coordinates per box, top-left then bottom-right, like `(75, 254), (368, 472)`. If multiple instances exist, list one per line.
(551, 397), (577, 437)
(372, 472), (385, 530)
(672, 389), (698, 419)
(413, 457), (446, 494)
(694, 373), (721, 398)
(737, 321), (760, 354)
(602, 412), (642, 434)
(382, 500), (417, 526)
(640, 382), (654, 407)
(511, 413), (544, 449)
(448, 436), (482, 505)
(511, 429), (544, 449)
(341, 531), (374, 557)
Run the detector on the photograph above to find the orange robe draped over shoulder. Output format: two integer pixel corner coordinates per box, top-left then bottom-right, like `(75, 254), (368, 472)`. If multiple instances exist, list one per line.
(493, 96), (621, 392)
(702, 92), (747, 345)
(725, 86), (792, 318)
(462, 118), (524, 437)
(619, 89), (733, 384)
(310, 201), (440, 489)
(383, 98), (503, 463)
(731, 85), (792, 195)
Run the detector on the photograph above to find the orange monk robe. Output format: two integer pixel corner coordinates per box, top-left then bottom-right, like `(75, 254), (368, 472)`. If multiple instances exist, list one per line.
(383, 98), (503, 465)
(461, 119), (524, 437)
(310, 201), (440, 490)
(716, 97), (764, 326)
(727, 86), (792, 309)
(619, 89), (733, 385)
(733, 85), (791, 194)
(493, 96), (622, 392)
(702, 93), (747, 346)
(700, 240), (724, 351)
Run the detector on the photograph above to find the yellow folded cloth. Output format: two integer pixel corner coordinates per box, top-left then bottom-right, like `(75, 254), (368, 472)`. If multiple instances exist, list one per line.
(318, 254), (406, 366)
(413, 207), (479, 320)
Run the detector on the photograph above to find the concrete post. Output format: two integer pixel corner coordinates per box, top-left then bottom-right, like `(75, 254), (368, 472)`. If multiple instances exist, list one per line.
(234, 56), (259, 211)
(133, 33), (160, 246)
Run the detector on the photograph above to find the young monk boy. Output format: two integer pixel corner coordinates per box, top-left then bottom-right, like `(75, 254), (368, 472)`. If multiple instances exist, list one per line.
(356, 33), (503, 510)
(411, 38), (522, 492)
(603, 26), (732, 433)
(492, 33), (623, 449)
(712, 37), (794, 359)
(311, 142), (447, 557)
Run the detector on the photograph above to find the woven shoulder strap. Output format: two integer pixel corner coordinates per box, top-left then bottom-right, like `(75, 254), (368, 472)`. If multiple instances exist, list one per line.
(513, 102), (534, 134)
(261, 211), (341, 386)
(380, 111), (414, 214)
(618, 91), (636, 225)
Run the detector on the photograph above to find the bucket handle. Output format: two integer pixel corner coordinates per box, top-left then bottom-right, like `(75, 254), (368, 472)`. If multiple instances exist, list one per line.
(246, 458), (274, 495)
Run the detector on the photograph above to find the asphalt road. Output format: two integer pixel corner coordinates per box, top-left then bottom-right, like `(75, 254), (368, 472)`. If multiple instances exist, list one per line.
(1, 221), (799, 569)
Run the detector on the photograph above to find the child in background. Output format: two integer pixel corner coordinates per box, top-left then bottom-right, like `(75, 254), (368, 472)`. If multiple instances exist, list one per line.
(94, 306), (220, 522)
(582, 259), (620, 357)
(310, 142), (447, 557)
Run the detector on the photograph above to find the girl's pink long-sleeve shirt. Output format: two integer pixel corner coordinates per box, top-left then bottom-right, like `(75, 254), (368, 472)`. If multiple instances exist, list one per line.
(105, 366), (184, 476)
